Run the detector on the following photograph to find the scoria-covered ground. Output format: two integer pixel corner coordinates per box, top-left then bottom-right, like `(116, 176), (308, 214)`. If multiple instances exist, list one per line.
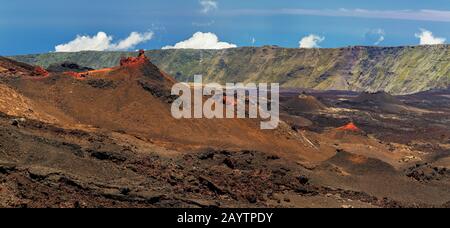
(0, 54), (449, 208)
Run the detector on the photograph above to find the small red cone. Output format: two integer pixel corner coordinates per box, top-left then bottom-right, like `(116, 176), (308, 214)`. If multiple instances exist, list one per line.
(337, 122), (360, 131)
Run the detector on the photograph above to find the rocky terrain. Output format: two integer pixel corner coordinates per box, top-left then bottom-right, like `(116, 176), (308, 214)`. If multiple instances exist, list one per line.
(11, 45), (450, 95)
(0, 52), (449, 208)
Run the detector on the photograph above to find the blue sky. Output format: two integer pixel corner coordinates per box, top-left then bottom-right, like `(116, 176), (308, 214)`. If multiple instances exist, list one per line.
(1, 0), (449, 55)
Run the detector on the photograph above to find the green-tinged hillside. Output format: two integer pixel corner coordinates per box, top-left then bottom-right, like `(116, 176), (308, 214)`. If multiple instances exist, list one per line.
(9, 45), (450, 95)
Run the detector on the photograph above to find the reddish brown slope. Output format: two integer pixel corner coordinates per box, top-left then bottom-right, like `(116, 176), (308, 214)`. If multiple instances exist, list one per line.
(0, 53), (335, 162)
(0, 56), (49, 78)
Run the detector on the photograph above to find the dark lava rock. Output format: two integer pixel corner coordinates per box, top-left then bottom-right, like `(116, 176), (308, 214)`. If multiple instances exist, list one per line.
(223, 158), (236, 169)
(297, 175), (309, 185)
(10, 119), (19, 127)
(47, 62), (94, 73)
(246, 194), (258, 204)
(120, 188), (131, 195)
(87, 79), (116, 89)
(443, 201), (450, 208)
(267, 155), (280, 160)
(0, 163), (16, 174)
(198, 150), (215, 160)
(406, 163), (450, 182)
(138, 79), (177, 103)
(199, 176), (227, 195)
(90, 150), (127, 162)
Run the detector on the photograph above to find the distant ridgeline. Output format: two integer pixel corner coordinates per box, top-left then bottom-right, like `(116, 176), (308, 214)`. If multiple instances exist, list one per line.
(10, 45), (450, 95)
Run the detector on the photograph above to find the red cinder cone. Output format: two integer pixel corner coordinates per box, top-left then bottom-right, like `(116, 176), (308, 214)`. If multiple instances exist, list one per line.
(337, 122), (360, 131)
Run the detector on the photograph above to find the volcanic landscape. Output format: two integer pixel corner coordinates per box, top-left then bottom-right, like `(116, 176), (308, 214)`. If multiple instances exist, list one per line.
(0, 50), (449, 208)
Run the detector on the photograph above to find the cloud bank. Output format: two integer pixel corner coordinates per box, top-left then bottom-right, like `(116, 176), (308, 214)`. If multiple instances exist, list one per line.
(415, 29), (446, 45)
(55, 31), (153, 52)
(162, 32), (237, 50)
(200, 0), (218, 13)
(299, 34), (325, 48)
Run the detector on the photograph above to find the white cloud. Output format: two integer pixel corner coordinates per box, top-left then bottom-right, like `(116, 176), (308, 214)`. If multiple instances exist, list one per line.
(55, 31), (153, 52)
(200, 0), (218, 13)
(162, 32), (237, 50)
(375, 36), (385, 45)
(55, 32), (112, 52)
(365, 29), (385, 45)
(374, 29), (385, 45)
(415, 29), (446, 45)
(299, 34), (325, 48)
(110, 32), (153, 51)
